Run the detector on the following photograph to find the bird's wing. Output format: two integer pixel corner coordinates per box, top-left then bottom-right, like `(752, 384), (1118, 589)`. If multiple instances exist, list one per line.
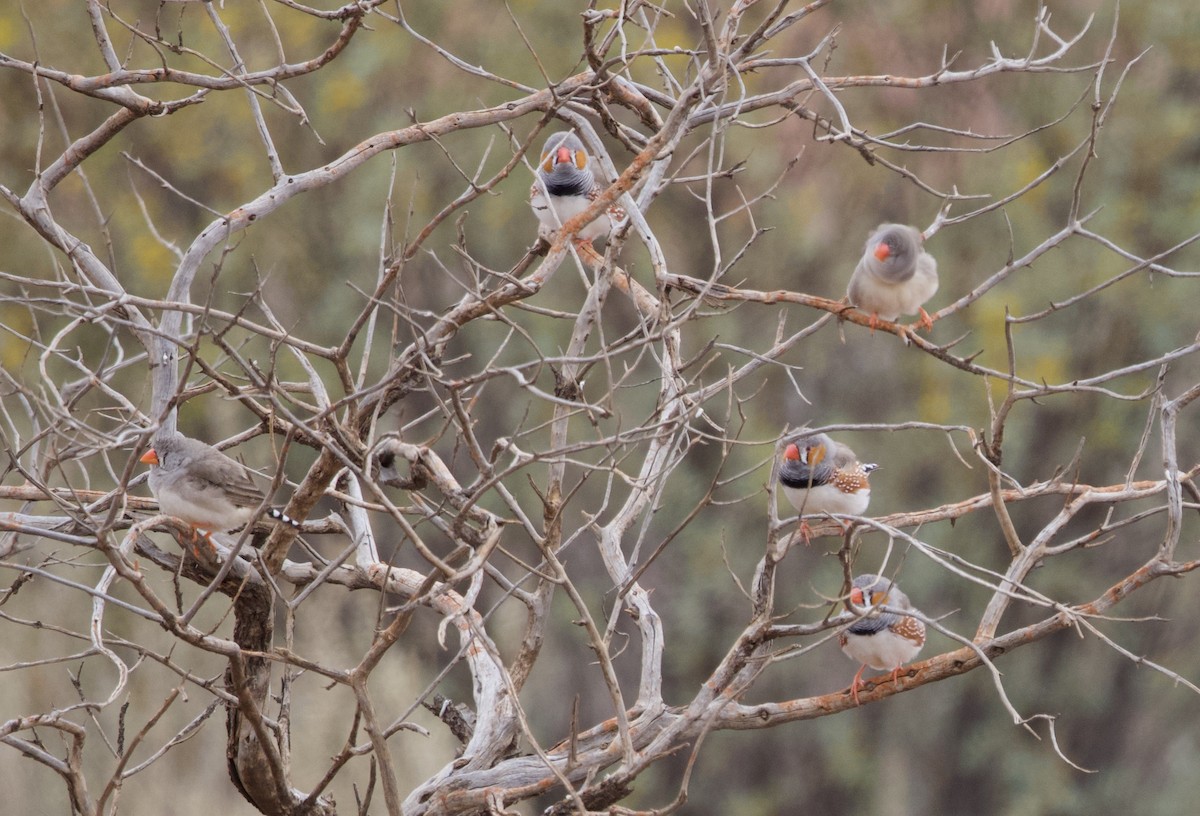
(186, 456), (265, 509)
(916, 252), (939, 286)
(847, 263), (871, 303)
(824, 439), (859, 468)
(891, 614), (926, 646)
(587, 182), (626, 222)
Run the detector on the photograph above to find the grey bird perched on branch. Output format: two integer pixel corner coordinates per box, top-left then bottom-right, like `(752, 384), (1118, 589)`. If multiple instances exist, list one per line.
(777, 433), (878, 542)
(139, 432), (298, 544)
(839, 574), (927, 705)
(847, 223), (939, 331)
(529, 132), (626, 245)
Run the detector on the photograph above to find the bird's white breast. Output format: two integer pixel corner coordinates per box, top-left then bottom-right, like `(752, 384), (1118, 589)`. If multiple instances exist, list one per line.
(152, 475), (255, 532)
(841, 626), (922, 670)
(531, 188), (611, 241)
(849, 254), (939, 320)
(783, 482), (870, 517)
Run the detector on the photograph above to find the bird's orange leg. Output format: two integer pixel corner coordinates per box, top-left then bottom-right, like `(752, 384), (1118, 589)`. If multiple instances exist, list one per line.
(797, 518), (814, 545)
(849, 664), (870, 706)
(915, 307), (935, 332)
(186, 527), (217, 559)
(867, 312), (881, 333)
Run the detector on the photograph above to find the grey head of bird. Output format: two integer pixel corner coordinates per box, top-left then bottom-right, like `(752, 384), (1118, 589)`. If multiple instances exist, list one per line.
(862, 223), (923, 283)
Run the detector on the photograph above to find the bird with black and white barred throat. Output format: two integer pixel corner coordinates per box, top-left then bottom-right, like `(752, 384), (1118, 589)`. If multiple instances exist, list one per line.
(847, 223), (939, 331)
(139, 431), (299, 546)
(777, 433), (877, 543)
(529, 132), (626, 245)
(839, 574), (927, 705)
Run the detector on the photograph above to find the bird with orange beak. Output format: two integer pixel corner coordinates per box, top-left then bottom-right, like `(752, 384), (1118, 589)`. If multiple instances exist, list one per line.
(140, 432), (297, 543)
(777, 433), (878, 543)
(529, 132), (625, 245)
(847, 223), (939, 331)
(839, 574), (926, 705)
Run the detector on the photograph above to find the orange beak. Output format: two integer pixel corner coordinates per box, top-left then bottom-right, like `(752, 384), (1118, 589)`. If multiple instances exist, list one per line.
(139, 449), (159, 465)
(850, 587), (864, 605)
(873, 242), (891, 262)
(555, 146), (572, 165)
(784, 443), (801, 461)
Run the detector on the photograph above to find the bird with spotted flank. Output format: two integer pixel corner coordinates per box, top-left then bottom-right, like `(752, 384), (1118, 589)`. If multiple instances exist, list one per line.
(777, 432), (877, 542)
(529, 132), (626, 245)
(839, 574), (926, 705)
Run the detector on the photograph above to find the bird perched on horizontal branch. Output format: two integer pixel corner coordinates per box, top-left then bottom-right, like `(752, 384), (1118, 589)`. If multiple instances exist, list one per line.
(847, 223), (939, 331)
(529, 132), (625, 245)
(139, 432), (298, 547)
(839, 574), (926, 705)
(777, 433), (877, 542)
